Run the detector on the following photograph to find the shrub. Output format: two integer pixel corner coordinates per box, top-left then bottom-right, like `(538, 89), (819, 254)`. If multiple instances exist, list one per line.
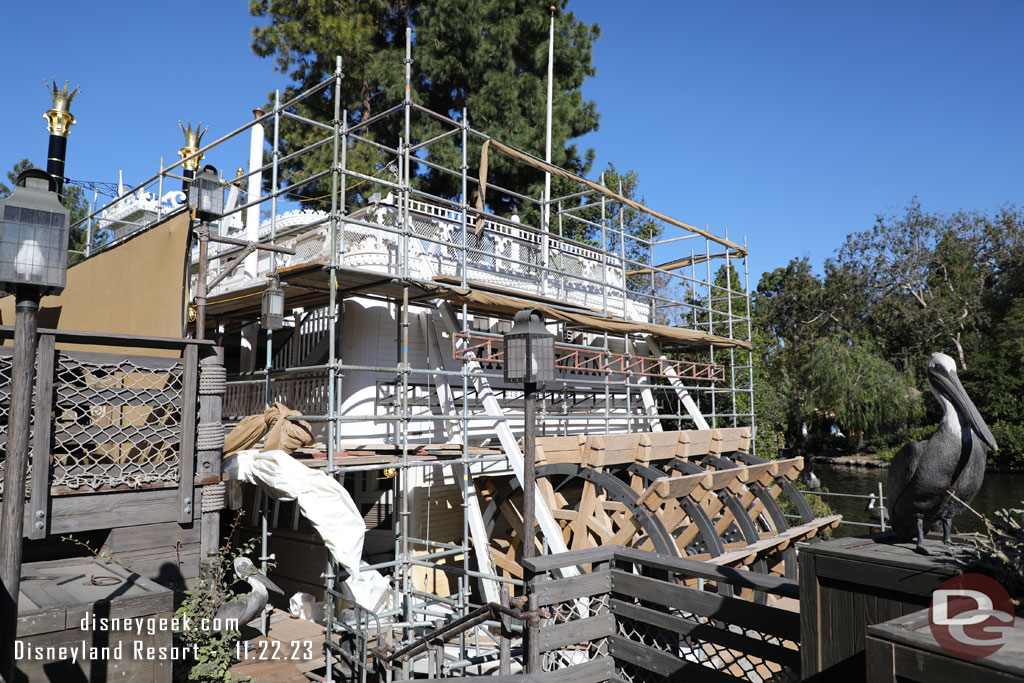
(990, 422), (1024, 470)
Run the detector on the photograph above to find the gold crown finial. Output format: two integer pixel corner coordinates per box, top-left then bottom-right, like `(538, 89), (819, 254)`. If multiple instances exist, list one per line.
(177, 120), (209, 171)
(43, 79), (81, 137)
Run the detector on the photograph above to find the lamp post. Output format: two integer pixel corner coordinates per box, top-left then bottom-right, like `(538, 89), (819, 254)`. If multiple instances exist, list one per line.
(503, 309), (555, 559)
(503, 308), (554, 672)
(0, 169), (71, 683)
(261, 273), (285, 408)
(188, 165), (225, 340)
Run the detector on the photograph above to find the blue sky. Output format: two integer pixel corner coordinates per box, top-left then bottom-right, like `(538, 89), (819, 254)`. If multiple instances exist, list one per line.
(2, 2), (1022, 284)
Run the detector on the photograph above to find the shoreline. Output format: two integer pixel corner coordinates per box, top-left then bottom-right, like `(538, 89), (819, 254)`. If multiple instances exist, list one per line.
(807, 454), (1021, 473)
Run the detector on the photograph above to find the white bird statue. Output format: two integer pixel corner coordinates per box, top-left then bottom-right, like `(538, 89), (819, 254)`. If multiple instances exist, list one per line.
(213, 557), (284, 628)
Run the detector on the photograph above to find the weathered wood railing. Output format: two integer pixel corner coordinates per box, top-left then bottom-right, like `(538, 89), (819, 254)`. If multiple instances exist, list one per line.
(223, 370), (328, 420)
(523, 545), (800, 682)
(0, 327), (216, 539)
(398, 545), (801, 682)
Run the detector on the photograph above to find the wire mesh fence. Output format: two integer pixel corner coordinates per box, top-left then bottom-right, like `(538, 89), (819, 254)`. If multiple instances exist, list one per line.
(50, 351), (184, 491)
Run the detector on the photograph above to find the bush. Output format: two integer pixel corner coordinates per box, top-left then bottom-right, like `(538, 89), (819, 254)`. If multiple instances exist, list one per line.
(776, 478), (838, 539)
(904, 423), (939, 443)
(990, 422), (1024, 470)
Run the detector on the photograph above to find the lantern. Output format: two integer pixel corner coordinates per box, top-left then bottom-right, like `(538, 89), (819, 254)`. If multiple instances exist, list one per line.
(261, 274), (285, 329)
(188, 164), (225, 221)
(503, 308), (554, 384)
(0, 169), (71, 296)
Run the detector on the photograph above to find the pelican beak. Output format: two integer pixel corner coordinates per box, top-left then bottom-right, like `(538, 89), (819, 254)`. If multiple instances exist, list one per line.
(929, 363), (998, 451)
(252, 572), (285, 595)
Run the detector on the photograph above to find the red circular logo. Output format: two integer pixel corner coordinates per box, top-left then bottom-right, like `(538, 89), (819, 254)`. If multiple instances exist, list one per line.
(929, 573), (1014, 660)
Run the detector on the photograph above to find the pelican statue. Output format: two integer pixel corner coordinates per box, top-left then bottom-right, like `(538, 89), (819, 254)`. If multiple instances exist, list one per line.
(214, 557), (284, 628)
(886, 352), (998, 554)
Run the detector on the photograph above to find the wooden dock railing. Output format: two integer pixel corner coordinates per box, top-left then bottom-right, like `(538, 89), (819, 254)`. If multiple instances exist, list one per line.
(521, 545), (801, 682)
(396, 545), (801, 682)
(0, 327), (217, 539)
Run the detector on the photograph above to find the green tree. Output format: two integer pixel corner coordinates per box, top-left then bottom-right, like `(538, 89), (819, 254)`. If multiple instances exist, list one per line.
(834, 198), (1019, 374)
(538, 163), (663, 284)
(755, 258), (830, 348)
(0, 158), (92, 265)
(797, 337), (923, 439)
(250, 0), (600, 210)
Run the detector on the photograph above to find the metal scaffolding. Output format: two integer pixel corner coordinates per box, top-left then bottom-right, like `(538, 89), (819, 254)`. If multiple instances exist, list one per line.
(73, 30), (757, 680)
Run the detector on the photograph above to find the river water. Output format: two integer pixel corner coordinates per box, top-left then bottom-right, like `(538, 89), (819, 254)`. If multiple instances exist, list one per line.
(807, 463), (1024, 538)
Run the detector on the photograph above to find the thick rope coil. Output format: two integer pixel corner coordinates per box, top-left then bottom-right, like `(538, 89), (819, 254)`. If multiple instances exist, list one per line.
(196, 422), (225, 451)
(202, 483), (226, 512)
(198, 363), (227, 396)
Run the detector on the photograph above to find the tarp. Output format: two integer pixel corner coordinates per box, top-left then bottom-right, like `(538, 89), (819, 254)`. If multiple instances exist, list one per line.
(0, 209), (192, 357)
(223, 449), (392, 612)
(223, 402), (315, 455)
(427, 281), (752, 351)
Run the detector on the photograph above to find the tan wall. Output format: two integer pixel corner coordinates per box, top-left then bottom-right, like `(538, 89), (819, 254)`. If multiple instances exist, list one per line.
(1, 211), (191, 357)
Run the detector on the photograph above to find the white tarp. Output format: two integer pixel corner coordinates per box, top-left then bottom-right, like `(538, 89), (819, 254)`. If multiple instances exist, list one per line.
(223, 449), (391, 612)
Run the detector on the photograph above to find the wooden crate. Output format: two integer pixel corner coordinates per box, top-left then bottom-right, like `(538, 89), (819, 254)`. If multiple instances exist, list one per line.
(866, 608), (1024, 682)
(16, 557), (174, 682)
(799, 534), (964, 682)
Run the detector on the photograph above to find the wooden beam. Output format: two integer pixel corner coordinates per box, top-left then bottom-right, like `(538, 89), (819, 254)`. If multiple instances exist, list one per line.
(626, 250), (745, 276)
(178, 345), (198, 523)
(27, 335), (56, 540)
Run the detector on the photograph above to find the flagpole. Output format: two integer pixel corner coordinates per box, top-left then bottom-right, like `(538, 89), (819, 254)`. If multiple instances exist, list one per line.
(542, 5), (555, 296)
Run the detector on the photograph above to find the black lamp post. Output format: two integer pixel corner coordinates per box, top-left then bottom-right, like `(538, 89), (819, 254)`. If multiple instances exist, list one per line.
(0, 169), (70, 683)
(502, 308), (555, 563)
(188, 165), (225, 339)
(503, 308), (553, 673)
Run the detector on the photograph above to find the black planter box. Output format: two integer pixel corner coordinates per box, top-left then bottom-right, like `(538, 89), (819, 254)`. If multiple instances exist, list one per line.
(866, 608), (1024, 682)
(799, 533), (963, 682)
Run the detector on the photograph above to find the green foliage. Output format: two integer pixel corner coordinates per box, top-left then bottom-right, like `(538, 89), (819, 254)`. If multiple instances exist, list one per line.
(834, 198), (1021, 378)
(750, 321), (788, 460)
(904, 423), (939, 443)
(990, 422), (1024, 470)
(797, 337), (924, 435)
(174, 513), (261, 682)
(1, 158), (97, 266)
(776, 479), (836, 537)
(250, 0), (600, 210)
(753, 200), (1024, 466)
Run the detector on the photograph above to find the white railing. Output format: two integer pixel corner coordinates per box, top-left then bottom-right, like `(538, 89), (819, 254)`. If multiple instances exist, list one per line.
(199, 196), (656, 322)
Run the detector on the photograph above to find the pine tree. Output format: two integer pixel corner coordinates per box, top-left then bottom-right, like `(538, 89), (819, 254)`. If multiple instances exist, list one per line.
(249, 0), (600, 209)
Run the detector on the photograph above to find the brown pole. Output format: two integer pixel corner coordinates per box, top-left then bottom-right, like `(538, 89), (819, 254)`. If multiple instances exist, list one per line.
(522, 382), (537, 563)
(195, 220), (210, 340)
(522, 380), (541, 673)
(0, 289), (41, 683)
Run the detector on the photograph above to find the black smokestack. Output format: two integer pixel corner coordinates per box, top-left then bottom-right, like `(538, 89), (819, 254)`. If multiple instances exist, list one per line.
(46, 134), (67, 197)
(42, 79), (80, 200)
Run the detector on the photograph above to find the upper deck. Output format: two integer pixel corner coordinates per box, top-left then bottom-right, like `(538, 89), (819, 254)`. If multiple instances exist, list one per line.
(199, 192), (650, 323)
